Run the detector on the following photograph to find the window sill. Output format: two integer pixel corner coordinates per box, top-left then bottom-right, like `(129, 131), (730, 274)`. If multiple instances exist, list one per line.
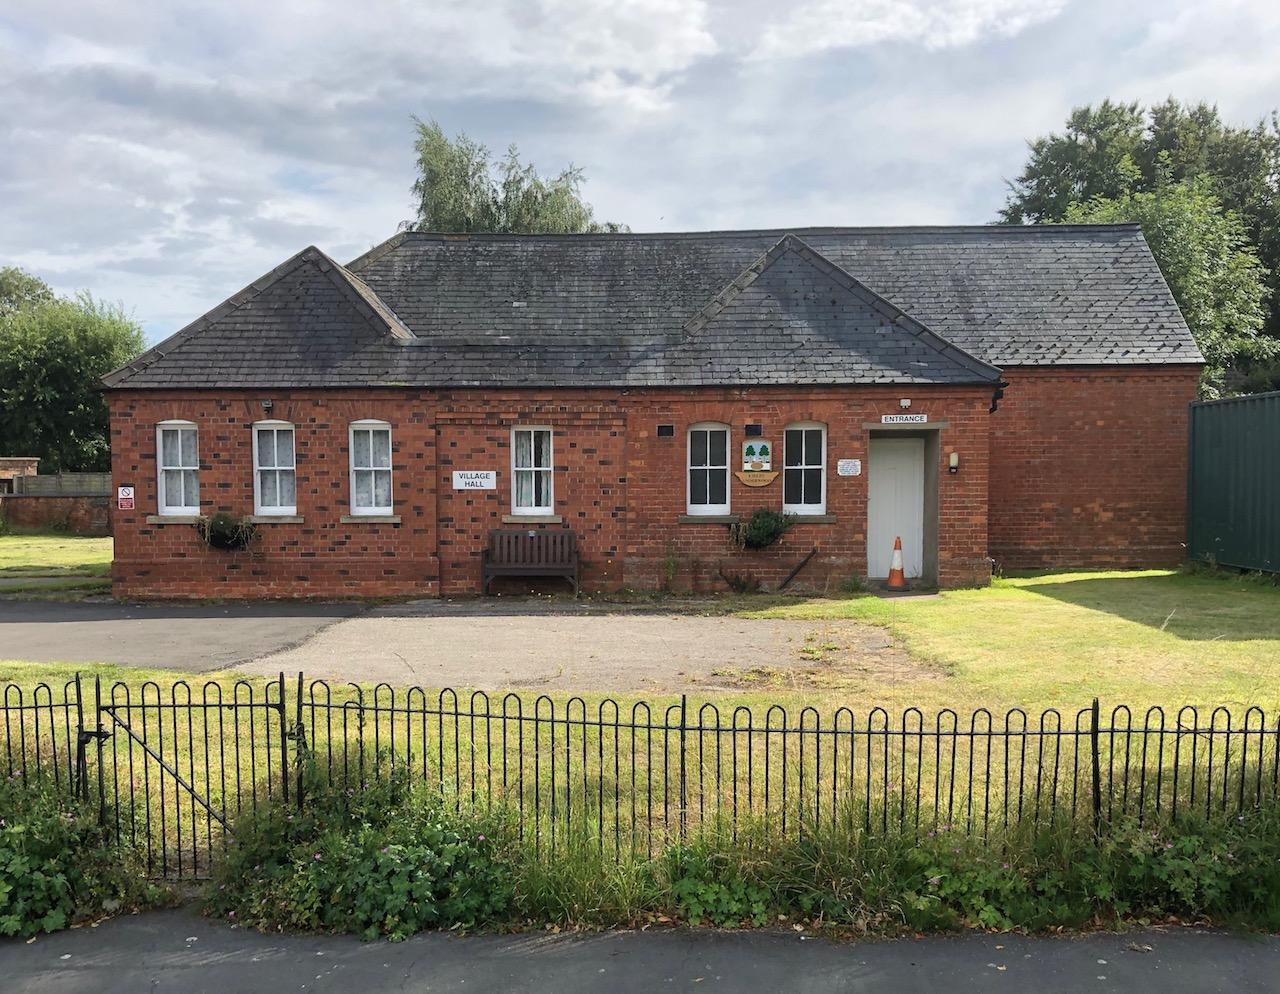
(145, 514), (201, 525)
(678, 514), (739, 524)
(785, 513), (837, 523)
(501, 514), (563, 525)
(249, 515), (304, 524)
(340, 514), (402, 524)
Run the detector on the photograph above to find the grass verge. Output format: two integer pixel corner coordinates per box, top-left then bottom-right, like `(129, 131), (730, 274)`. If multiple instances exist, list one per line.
(204, 764), (1280, 938)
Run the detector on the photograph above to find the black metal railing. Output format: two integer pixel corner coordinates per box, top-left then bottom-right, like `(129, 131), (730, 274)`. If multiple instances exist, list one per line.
(3, 674), (1278, 879)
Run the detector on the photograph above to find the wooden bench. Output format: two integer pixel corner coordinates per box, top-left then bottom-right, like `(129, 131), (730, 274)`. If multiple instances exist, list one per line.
(481, 529), (579, 595)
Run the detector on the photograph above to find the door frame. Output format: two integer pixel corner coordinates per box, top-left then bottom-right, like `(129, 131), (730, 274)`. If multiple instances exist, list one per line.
(864, 422), (944, 585)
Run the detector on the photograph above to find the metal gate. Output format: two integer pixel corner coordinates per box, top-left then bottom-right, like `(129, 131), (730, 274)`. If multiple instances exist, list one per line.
(72, 674), (292, 879)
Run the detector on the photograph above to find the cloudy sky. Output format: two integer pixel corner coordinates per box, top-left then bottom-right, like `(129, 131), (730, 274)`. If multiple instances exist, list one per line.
(3, 0), (1279, 341)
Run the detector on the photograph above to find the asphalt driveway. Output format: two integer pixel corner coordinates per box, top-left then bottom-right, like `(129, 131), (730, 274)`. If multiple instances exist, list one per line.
(0, 600), (362, 671)
(0, 597), (928, 691)
(2, 907), (1277, 994)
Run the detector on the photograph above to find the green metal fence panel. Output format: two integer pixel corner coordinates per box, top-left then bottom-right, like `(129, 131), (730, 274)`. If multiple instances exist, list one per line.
(1188, 390), (1280, 573)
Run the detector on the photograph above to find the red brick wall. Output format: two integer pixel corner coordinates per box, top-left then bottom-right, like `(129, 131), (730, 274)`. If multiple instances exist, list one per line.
(988, 365), (1201, 570)
(618, 388), (991, 593)
(108, 392), (439, 600)
(108, 386), (993, 599)
(0, 495), (111, 536)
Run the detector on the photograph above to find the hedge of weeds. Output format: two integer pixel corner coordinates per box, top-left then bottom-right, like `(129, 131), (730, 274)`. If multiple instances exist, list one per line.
(1, 773), (169, 938)
(204, 760), (1280, 939)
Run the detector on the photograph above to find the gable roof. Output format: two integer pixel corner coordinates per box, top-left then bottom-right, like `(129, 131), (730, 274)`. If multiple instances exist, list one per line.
(647, 234), (999, 384)
(104, 224), (1201, 390)
(101, 246), (413, 389)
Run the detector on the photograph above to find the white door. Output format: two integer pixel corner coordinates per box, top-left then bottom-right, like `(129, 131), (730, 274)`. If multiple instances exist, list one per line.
(867, 437), (924, 577)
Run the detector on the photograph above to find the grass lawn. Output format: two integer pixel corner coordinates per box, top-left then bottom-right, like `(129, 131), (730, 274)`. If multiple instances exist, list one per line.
(0, 532), (113, 596)
(741, 568), (1280, 712)
(0, 533), (114, 575)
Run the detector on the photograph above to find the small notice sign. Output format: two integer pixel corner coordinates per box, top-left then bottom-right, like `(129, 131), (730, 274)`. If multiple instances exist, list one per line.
(880, 414), (928, 424)
(837, 459), (862, 477)
(452, 471), (496, 491)
(117, 485), (135, 510)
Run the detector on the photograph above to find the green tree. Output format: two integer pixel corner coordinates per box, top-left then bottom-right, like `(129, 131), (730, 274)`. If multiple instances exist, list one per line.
(1000, 99), (1147, 224)
(0, 266), (55, 319)
(408, 118), (626, 234)
(1001, 98), (1280, 361)
(0, 284), (144, 471)
(1063, 177), (1272, 396)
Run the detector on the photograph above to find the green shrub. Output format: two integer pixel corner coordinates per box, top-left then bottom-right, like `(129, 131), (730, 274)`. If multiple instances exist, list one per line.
(207, 762), (513, 940)
(728, 509), (792, 550)
(676, 810), (1280, 934)
(666, 842), (771, 926)
(0, 775), (164, 937)
(206, 766), (1280, 937)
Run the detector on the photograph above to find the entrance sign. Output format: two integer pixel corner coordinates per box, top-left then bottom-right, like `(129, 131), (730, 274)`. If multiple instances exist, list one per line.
(116, 485), (135, 510)
(880, 414), (928, 424)
(452, 471), (497, 490)
(836, 459), (862, 477)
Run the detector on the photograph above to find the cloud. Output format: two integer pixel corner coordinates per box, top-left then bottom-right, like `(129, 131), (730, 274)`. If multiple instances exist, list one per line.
(751, 0), (1067, 58)
(0, 0), (1277, 342)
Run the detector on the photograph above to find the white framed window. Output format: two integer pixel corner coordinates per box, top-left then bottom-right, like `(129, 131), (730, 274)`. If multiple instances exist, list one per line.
(783, 422), (826, 514)
(253, 421), (296, 515)
(156, 420), (199, 515)
(349, 420), (393, 515)
(687, 423), (730, 515)
(511, 427), (553, 514)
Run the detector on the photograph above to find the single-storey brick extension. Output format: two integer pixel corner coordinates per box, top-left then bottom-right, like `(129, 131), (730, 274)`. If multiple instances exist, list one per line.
(103, 225), (1202, 599)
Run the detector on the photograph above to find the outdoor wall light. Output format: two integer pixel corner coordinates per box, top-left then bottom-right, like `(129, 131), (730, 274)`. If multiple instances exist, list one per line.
(949, 451), (960, 474)
(899, 398), (912, 409)
(261, 398), (274, 412)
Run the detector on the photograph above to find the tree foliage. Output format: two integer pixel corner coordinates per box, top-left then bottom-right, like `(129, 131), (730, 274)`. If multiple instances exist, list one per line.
(1002, 98), (1280, 390)
(0, 270), (144, 472)
(0, 266), (55, 320)
(407, 118), (626, 234)
(1064, 179), (1272, 395)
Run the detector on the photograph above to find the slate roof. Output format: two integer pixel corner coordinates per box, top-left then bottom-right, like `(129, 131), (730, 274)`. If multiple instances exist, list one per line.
(102, 246), (416, 389)
(104, 224), (1201, 390)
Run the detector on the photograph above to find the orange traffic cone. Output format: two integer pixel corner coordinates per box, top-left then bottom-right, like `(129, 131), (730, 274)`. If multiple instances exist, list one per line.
(885, 536), (908, 591)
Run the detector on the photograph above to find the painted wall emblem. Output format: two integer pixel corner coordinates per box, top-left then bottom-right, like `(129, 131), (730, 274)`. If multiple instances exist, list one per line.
(742, 441), (772, 471)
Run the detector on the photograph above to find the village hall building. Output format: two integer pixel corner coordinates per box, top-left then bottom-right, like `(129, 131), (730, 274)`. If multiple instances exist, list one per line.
(103, 225), (1202, 599)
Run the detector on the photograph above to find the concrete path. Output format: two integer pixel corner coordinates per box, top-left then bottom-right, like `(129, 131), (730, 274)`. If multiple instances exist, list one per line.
(2, 908), (1276, 993)
(0, 600), (362, 671)
(240, 599), (925, 692)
